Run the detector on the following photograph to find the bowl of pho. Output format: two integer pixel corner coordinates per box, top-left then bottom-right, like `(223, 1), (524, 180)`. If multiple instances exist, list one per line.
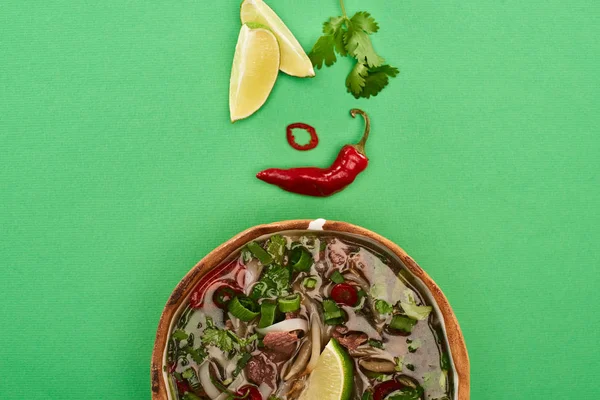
(151, 219), (469, 400)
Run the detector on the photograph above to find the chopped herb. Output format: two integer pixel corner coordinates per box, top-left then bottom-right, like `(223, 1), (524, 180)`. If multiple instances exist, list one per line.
(247, 241), (273, 265)
(184, 346), (207, 365)
(181, 368), (194, 379)
(406, 363), (415, 371)
(367, 339), (384, 349)
(401, 290), (432, 321)
(389, 315), (417, 333)
(374, 299), (393, 315)
(241, 248), (252, 263)
(171, 330), (189, 341)
(441, 352), (450, 370)
(201, 317), (256, 354)
(330, 270), (345, 284)
(233, 352), (252, 377)
(408, 338), (422, 353)
(394, 356), (403, 372)
(266, 234), (287, 264)
(386, 386), (424, 400)
(250, 265), (291, 300)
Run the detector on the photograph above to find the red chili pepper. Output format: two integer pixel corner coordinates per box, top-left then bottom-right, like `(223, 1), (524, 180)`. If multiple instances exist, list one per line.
(257, 109), (371, 197)
(331, 283), (359, 306)
(373, 380), (406, 400)
(287, 122), (319, 151)
(233, 385), (262, 400)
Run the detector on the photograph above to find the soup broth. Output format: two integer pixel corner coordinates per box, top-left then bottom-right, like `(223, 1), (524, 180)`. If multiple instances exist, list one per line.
(165, 232), (454, 400)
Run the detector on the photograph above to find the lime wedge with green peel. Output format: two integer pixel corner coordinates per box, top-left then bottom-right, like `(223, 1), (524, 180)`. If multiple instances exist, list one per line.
(229, 24), (280, 122)
(298, 339), (354, 400)
(241, 0), (315, 78)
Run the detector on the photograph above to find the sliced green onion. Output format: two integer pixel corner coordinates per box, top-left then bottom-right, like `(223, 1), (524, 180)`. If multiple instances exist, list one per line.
(330, 270), (345, 284)
(368, 339), (384, 349)
(322, 299), (344, 322)
(289, 246), (313, 272)
(228, 296), (260, 322)
(389, 315), (417, 333)
(258, 301), (277, 328)
(278, 293), (301, 313)
(303, 277), (317, 289)
(247, 241), (273, 265)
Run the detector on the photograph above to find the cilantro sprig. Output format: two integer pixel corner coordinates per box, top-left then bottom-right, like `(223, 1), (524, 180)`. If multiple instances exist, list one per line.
(309, 0), (398, 98)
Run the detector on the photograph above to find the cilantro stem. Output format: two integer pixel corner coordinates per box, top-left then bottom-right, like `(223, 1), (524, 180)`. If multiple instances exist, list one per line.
(339, 0), (348, 18)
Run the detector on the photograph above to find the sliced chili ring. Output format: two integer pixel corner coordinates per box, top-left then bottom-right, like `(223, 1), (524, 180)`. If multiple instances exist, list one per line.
(286, 122), (319, 151)
(212, 283), (244, 309)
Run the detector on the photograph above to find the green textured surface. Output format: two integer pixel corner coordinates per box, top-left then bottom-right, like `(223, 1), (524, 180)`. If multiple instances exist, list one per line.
(1, 0), (599, 399)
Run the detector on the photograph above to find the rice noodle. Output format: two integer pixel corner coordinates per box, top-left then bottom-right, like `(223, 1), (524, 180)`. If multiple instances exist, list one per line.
(304, 314), (321, 373)
(256, 318), (308, 335)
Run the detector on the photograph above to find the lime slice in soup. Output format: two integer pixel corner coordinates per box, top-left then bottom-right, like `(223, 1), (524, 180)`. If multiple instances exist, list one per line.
(298, 339), (354, 400)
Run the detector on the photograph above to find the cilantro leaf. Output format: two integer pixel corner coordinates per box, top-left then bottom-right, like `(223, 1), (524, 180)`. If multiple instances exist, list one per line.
(309, 35), (338, 69)
(344, 22), (384, 67)
(346, 62), (369, 96)
(323, 16), (347, 56)
(374, 299), (393, 315)
(201, 325), (235, 353)
(348, 64), (399, 99)
(350, 12), (379, 34)
(311, 2), (397, 98)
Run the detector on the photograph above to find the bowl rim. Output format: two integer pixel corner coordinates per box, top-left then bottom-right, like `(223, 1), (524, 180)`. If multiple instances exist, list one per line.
(151, 219), (470, 400)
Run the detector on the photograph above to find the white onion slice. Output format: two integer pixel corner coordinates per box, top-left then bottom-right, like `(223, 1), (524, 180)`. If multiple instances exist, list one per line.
(258, 382), (273, 399)
(256, 318), (308, 335)
(199, 361), (222, 399)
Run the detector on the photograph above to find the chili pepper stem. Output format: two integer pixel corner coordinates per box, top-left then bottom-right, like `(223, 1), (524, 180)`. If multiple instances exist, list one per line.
(350, 108), (371, 155)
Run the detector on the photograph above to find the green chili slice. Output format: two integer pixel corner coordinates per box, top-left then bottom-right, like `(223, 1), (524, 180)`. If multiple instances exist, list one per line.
(228, 296), (260, 322)
(289, 246), (312, 272)
(330, 270), (345, 284)
(278, 293), (301, 313)
(247, 241), (273, 265)
(389, 315), (417, 333)
(258, 301), (278, 328)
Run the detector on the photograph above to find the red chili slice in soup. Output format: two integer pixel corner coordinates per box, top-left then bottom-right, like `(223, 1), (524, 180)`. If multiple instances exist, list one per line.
(331, 283), (359, 306)
(233, 385), (262, 400)
(212, 282), (244, 309)
(190, 259), (242, 309)
(373, 380), (406, 400)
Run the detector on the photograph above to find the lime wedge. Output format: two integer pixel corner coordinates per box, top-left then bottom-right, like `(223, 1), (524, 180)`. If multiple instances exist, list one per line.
(298, 339), (354, 400)
(241, 0), (315, 78)
(229, 24), (280, 122)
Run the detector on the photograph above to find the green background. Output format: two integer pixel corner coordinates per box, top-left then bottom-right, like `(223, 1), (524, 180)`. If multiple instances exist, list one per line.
(1, 0), (598, 398)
